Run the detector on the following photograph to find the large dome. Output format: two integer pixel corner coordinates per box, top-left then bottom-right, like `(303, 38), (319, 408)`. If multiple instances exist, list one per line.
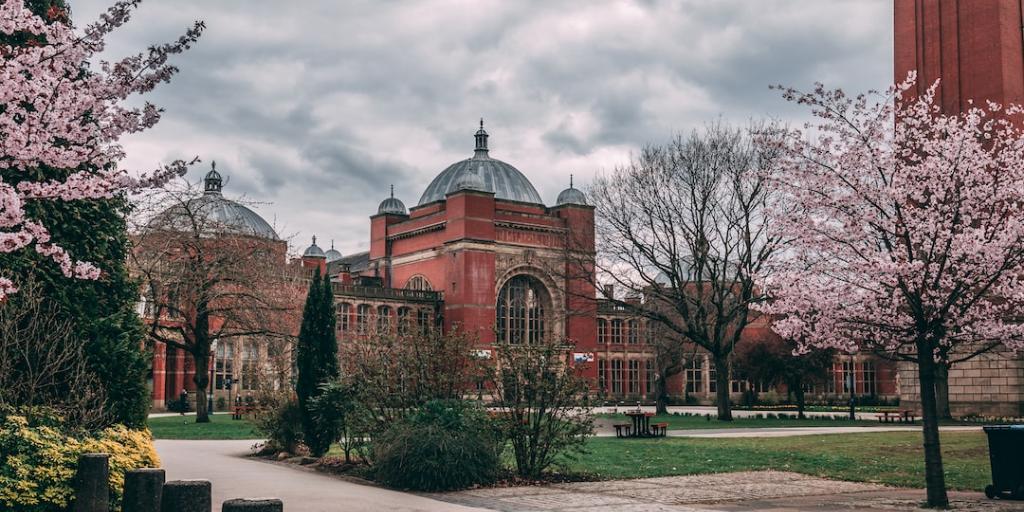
(417, 121), (544, 206)
(153, 163), (279, 240)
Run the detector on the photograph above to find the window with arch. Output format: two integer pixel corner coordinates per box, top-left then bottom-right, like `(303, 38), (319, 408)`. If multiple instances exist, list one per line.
(377, 306), (393, 333)
(627, 320), (639, 344)
(336, 303), (351, 332)
(405, 275), (432, 291)
(610, 319), (623, 344)
(356, 304), (371, 334)
(496, 274), (550, 344)
(417, 308), (433, 333)
(397, 307), (412, 334)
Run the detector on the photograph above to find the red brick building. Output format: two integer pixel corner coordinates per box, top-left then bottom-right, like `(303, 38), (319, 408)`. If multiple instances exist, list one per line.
(893, 0), (1024, 416)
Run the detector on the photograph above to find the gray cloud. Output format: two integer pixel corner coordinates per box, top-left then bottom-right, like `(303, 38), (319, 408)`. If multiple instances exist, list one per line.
(70, 0), (892, 255)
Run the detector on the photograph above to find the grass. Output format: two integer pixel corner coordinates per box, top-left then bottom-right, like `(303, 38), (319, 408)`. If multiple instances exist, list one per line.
(149, 412), (993, 492)
(569, 431), (991, 491)
(597, 412), (883, 430)
(148, 413), (259, 440)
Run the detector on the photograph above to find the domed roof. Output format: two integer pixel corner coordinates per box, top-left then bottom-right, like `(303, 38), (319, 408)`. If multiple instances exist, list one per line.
(153, 162), (279, 240)
(555, 175), (587, 206)
(417, 120), (544, 206)
(303, 236), (326, 258)
(377, 185), (408, 215)
(325, 241), (342, 262)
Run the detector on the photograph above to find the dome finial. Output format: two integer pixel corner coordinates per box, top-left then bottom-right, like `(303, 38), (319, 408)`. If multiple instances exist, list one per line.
(204, 161), (223, 195)
(390, 184), (394, 198)
(570, 174), (574, 188)
(312, 235), (317, 246)
(474, 119), (489, 156)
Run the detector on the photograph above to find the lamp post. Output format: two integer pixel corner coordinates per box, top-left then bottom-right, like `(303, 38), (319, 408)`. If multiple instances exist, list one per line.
(846, 362), (856, 420)
(209, 339), (217, 414)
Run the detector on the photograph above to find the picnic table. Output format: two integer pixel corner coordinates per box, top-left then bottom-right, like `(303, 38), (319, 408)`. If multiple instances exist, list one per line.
(875, 409), (916, 423)
(621, 410), (667, 437)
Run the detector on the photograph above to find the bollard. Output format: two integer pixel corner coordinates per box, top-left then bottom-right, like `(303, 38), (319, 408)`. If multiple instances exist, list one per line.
(73, 453), (109, 512)
(222, 498), (284, 512)
(123, 468), (165, 512)
(162, 480), (211, 512)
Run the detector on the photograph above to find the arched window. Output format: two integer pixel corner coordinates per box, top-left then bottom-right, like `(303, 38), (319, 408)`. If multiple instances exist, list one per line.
(416, 308), (433, 333)
(405, 275), (432, 291)
(356, 304), (371, 334)
(496, 274), (550, 344)
(336, 303), (351, 332)
(397, 307), (412, 334)
(377, 306), (393, 333)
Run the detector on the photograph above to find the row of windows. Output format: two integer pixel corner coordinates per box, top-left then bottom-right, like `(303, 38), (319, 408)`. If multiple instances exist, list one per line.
(335, 303), (434, 335)
(597, 359), (655, 394)
(213, 340), (260, 391)
(596, 319), (647, 344)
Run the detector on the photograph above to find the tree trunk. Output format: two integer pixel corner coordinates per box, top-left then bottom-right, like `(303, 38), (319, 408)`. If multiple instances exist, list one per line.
(655, 373), (669, 414)
(935, 362), (952, 420)
(791, 378), (807, 419)
(917, 345), (949, 507)
(713, 352), (732, 421)
(191, 348), (211, 423)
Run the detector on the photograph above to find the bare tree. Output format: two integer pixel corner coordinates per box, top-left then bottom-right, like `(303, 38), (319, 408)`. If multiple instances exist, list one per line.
(0, 279), (107, 429)
(587, 121), (785, 420)
(130, 173), (301, 423)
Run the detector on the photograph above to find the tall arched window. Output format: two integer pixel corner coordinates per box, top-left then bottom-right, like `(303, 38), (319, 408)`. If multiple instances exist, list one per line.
(377, 305), (393, 334)
(356, 304), (371, 334)
(336, 303), (351, 332)
(496, 274), (550, 344)
(397, 307), (412, 334)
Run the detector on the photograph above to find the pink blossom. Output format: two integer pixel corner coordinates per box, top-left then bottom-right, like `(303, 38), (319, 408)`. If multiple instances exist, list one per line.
(0, 1), (202, 301)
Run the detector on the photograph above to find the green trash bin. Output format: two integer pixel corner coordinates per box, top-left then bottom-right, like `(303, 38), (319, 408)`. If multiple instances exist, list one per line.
(983, 425), (1024, 500)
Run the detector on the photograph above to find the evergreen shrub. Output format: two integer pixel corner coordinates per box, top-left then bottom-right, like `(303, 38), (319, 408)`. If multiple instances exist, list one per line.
(372, 399), (499, 491)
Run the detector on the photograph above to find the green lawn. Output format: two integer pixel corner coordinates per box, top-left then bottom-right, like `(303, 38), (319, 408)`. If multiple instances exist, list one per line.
(596, 412), (883, 429)
(148, 413), (259, 440)
(570, 431), (991, 491)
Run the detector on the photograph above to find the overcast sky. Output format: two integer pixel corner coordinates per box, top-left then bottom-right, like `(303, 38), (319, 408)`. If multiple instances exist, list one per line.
(69, 0), (893, 257)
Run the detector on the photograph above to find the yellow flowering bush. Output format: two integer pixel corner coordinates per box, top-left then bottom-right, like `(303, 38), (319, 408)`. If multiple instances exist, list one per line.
(0, 410), (160, 512)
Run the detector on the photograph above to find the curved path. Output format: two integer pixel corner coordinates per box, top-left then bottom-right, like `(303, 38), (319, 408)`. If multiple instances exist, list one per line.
(155, 440), (492, 512)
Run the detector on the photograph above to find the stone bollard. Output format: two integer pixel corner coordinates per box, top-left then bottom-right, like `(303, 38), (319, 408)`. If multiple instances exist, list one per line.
(222, 498), (284, 512)
(73, 453), (109, 512)
(161, 480), (211, 512)
(122, 468), (165, 512)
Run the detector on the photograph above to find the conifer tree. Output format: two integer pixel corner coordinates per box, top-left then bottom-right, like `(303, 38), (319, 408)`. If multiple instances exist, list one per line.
(295, 269), (339, 456)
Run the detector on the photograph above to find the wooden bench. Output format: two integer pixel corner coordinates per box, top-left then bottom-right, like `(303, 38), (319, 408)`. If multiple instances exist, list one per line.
(612, 423), (632, 438)
(232, 406), (260, 420)
(875, 410), (916, 423)
(651, 422), (669, 437)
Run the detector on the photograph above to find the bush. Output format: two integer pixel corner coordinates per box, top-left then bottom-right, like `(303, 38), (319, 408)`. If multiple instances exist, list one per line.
(0, 408), (159, 512)
(372, 399), (499, 492)
(249, 392), (303, 455)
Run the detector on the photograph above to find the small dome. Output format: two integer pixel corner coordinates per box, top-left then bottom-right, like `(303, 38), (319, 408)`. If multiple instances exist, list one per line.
(417, 120), (544, 206)
(451, 166), (486, 193)
(555, 175), (587, 206)
(152, 163), (279, 240)
(377, 185), (408, 215)
(303, 236), (326, 258)
(325, 241), (342, 262)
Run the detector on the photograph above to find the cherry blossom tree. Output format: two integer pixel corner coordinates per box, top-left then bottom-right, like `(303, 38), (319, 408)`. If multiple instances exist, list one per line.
(760, 75), (1024, 507)
(0, 0), (203, 300)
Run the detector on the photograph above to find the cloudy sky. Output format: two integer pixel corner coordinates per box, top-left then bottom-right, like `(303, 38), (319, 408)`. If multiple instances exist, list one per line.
(69, 0), (893, 257)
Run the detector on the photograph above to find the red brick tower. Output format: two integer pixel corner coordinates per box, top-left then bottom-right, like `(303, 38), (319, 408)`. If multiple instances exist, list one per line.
(895, 0), (1024, 111)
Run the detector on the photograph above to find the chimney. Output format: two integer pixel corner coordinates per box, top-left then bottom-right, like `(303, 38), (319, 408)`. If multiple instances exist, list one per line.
(603, 284), (614, 300)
